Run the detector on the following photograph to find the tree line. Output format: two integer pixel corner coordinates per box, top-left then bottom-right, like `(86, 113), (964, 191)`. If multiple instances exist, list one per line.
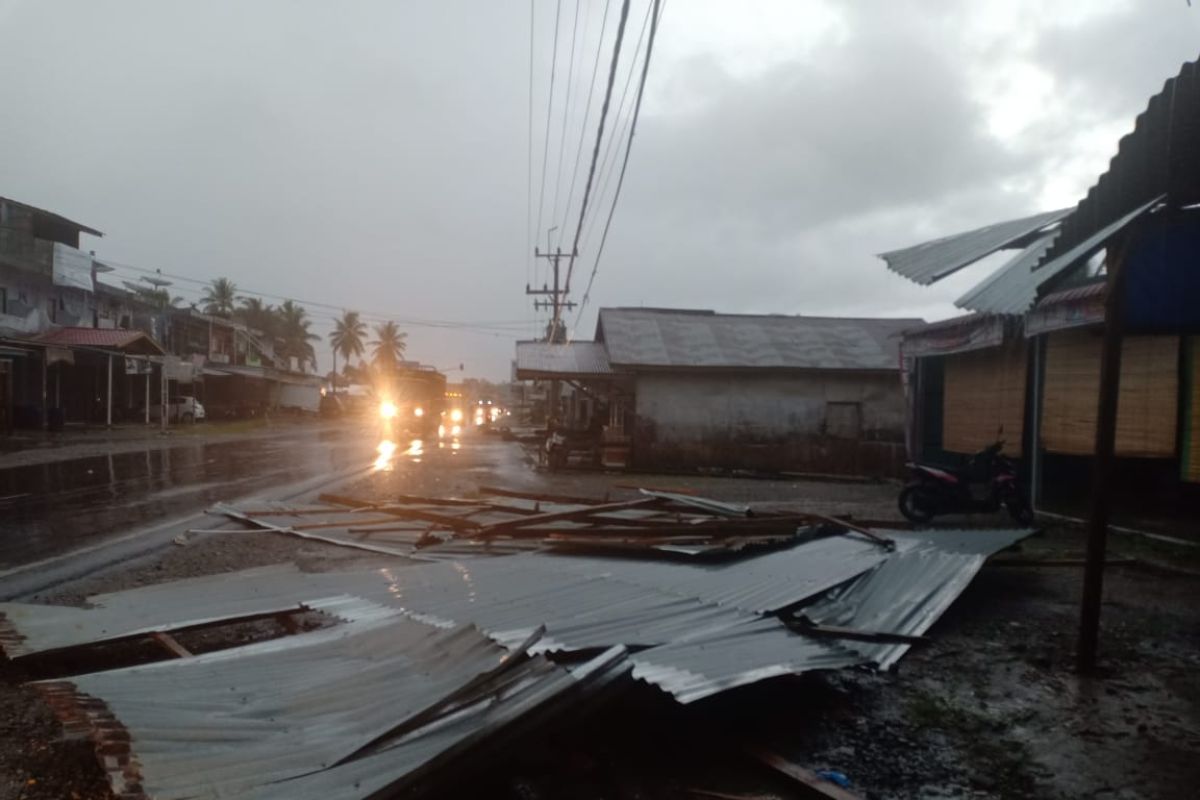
(199, 277), (406, 381)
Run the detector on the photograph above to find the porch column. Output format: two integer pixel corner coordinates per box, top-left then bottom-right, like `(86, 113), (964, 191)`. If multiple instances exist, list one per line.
(40, 352), (47, 429)
(1028, 335), (1043, 509)
(144, 365), (151, 425)
(106, 354), (113, 427)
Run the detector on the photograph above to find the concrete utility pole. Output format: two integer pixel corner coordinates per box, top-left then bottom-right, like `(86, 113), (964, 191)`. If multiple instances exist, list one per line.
(527, 247), (578, 344)
(528, 245), (578, 429)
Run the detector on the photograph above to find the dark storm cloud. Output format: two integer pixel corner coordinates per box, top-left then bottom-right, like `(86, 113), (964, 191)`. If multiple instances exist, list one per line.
(1, 1), (1197, 376)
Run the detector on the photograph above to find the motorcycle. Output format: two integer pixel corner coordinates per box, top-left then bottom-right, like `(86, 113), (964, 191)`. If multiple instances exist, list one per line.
(898, 441), (1034, 525)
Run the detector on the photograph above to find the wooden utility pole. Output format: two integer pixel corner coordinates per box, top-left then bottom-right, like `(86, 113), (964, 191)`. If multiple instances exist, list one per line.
(1077, 241), (1129, 673)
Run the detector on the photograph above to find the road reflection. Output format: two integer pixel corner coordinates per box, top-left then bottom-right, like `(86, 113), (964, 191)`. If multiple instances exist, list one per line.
(373, 440), (398, 471)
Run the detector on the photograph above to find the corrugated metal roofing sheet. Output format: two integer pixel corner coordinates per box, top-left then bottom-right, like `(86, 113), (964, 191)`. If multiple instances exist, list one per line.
(954, 232), (1059, 315)
(514, 340), (612, 378)
(1036, 58), (1200, 270)
(31, 326), (165, 355)
(598, 308), (919, 371)
(10, 522), (1035, 788)
(1031, 194), (1165, 283)
(39, 616), (621, 800)
(541, 535), (889, 615)
(804, 528), (1030, 670)
(631, 617), (859, 703)
(878, 208), (1070, 286)
(1037, 280), (1106, 307)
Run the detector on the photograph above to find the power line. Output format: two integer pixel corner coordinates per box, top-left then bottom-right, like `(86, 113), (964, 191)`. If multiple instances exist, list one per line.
(99, 259), (532, 336)
(559, 0), (613, 252)
(580, 0), (654, 253)
(575, 0), (664, 327)
(562, 0), (632, 297)
(549, 0), (583, 248)
(533, 0), (564, 290)
(525, 0), (536, 295)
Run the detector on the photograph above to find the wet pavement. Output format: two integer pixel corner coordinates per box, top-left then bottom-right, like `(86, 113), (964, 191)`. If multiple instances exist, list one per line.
(0, 424), (379, 571)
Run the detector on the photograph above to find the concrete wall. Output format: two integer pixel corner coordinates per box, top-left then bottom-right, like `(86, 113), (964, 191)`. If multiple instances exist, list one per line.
(631, 370), (907, 477)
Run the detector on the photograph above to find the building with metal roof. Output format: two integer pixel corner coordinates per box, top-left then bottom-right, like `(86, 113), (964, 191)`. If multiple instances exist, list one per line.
(879, 55), (1200, 516)
(514, 308), (921, 477)
(597, 308), (916, 372)
(514, 340), (612, 379)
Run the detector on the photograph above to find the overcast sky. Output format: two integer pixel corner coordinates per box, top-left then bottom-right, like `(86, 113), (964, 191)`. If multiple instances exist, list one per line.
(1, 1), (1197, 379)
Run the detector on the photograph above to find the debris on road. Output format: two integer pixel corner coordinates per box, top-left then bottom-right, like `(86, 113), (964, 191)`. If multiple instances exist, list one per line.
(0, 488), (1033, 800)
(205, 486), (900, 561)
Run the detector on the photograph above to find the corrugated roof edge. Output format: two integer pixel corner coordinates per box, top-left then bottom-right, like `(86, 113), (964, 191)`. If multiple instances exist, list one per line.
(0, 196), (103, 237)
(877, 208), (1070, 286)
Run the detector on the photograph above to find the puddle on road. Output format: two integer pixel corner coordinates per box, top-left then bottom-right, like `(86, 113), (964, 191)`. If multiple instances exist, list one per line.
(0, 434), (373, 570)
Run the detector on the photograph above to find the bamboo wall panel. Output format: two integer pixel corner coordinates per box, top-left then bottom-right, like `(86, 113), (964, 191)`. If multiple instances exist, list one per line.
(1041, 330), (1178, 457)
(942, 342), (1026, 456)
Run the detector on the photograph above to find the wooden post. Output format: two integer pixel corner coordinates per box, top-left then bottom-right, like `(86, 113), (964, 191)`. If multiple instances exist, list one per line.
(40, 352), (48, 429)
(106, 354), (113, 427)
(144, 365), (151, 425)
(1077, 243), (1128, 673)
(1029, 336), (1043, 509)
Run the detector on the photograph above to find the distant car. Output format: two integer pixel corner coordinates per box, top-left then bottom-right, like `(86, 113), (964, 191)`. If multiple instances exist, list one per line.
(319, 393), (344, 418)
(164, 395), (205, 423)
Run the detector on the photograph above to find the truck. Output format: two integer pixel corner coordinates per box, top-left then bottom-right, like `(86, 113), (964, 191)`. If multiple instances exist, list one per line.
(376, 364), (446, 438)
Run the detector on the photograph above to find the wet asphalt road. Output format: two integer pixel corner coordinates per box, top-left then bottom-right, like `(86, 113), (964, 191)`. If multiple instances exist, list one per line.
(0, 425), (379, 571)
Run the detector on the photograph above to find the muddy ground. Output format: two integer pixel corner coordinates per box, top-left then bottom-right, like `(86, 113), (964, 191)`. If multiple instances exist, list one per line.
(2, 439), (1198, 799)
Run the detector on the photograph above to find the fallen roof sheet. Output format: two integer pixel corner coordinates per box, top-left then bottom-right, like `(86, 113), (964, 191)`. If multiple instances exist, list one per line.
(954, 231), (1059, 315)
(5, 490), (1035, 800)
(540, 534), (889, 615)
(631, 617), (860, 704)
(0, 565), (346, 658)
(878, 208), (1071, 286)
(37, 615), (624, 800)
(597, 308), (918, 371)
(804, 528), (1032, 670)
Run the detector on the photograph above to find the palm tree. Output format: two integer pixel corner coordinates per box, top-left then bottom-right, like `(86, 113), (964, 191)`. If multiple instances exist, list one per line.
(276, 300), (320, 372)
(329, 310), (368, 388)
(371, 321), (407, 373)
(132, 285), (184, 309)
(235, 297), (275, 336)
(201, 277), (238, 317)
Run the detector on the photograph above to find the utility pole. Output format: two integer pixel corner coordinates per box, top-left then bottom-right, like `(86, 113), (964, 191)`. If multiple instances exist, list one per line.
(527, 237), (578, 430)
(527, 247), (577, 344)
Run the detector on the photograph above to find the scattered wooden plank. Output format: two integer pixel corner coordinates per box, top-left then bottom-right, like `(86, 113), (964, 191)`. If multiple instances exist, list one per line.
(745, 746), (862, 800)
(479, 498), (664, 534)
(808, 513), (895, 550)
(478, 485), (608, 505)
(317, 494), (483, 531)
(149, 631), (192, 659)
